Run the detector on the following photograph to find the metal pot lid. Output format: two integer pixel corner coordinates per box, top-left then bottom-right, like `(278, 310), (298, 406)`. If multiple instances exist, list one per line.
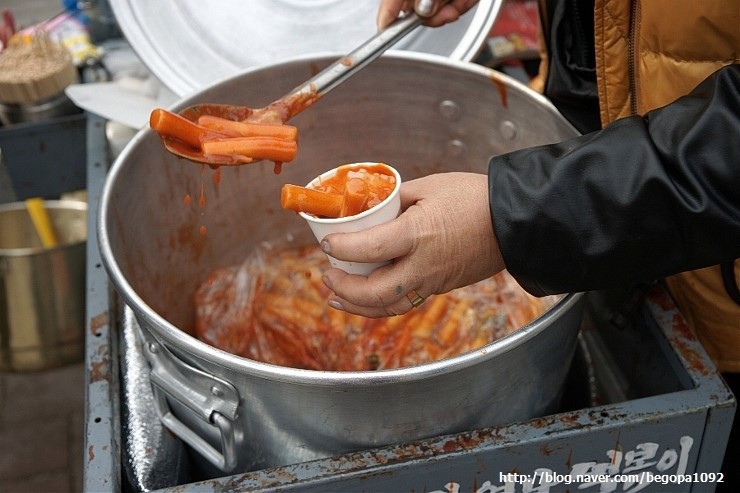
(109, 0), (503, 96)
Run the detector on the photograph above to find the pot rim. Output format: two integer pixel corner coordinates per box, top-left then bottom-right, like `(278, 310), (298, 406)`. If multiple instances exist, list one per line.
(0, 200), (88, 256)
(98, 51), (583, 385)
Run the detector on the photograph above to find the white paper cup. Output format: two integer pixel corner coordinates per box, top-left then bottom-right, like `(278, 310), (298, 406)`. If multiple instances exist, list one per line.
(299, 162), (401, 275)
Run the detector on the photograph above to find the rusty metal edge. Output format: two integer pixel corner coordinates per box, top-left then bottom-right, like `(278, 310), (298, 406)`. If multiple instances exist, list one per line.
(644, 285), (737, 489)
(83, 113), (123, 493)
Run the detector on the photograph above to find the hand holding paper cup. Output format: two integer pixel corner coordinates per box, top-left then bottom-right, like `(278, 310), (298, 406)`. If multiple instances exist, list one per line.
(281, 162), (401, 275)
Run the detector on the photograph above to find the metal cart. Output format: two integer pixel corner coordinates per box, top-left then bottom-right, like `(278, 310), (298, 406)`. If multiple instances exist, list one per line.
(82, 114), (735, 493)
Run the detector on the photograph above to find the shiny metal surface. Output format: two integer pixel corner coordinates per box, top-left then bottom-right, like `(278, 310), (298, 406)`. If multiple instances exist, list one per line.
(98, 52), (583, 473)
(0, 92), (81, 126)
(109, 0), (503, 96)
(121, 306), (189, 490)
(0, 200), (87, 371)
(278, 6), (444, 109)
(145, 335), (240, 472)
(163, 7), (444, 165)
(288, 6), (434, 99)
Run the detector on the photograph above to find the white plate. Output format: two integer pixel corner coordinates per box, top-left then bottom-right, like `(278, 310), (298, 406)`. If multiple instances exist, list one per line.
(109, 0), (502, 96)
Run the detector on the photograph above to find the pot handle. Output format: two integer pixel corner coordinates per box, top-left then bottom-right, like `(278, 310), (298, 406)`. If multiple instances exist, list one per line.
(144, 339), (240, 473)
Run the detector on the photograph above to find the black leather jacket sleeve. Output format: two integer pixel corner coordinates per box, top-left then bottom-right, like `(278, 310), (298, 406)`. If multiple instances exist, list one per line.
(488, 64), (740, 296)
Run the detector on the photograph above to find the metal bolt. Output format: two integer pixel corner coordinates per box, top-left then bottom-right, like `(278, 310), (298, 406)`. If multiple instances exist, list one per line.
(500, 120), (518, 140)
(439, 100), (461, 120)
(148, 343), (158, 354)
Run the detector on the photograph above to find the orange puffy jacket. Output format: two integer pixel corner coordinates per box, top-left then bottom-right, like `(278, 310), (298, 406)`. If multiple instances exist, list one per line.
(531, 0), (740, 372)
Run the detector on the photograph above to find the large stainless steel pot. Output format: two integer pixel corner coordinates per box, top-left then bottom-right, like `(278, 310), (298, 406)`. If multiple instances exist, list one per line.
(98, 52), (584, 475)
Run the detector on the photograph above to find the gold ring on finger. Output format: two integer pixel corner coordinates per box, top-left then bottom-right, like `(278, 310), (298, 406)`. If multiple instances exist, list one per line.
(406, 290), (425, 308)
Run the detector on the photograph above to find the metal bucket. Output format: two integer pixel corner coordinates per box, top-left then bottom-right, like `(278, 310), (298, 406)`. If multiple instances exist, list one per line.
(0, 92), (82, 126)
(98, 52), (583, 474)
(0, 200), (87, 372)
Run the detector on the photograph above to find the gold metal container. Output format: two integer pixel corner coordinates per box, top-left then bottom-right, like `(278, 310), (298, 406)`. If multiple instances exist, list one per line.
(0, 200), (87, 372)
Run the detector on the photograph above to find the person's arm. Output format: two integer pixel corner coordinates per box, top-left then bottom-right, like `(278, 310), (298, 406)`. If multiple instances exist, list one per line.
(491, 64), (740, 296)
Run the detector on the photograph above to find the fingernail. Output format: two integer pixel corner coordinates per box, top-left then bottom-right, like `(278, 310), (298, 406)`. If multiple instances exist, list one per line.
(416, 0), (434, 16)
(377, 10), (393, 30)
(328, 299), (344, 311)
(322, 274), (333, 289)
(320, 240), (331, 254)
